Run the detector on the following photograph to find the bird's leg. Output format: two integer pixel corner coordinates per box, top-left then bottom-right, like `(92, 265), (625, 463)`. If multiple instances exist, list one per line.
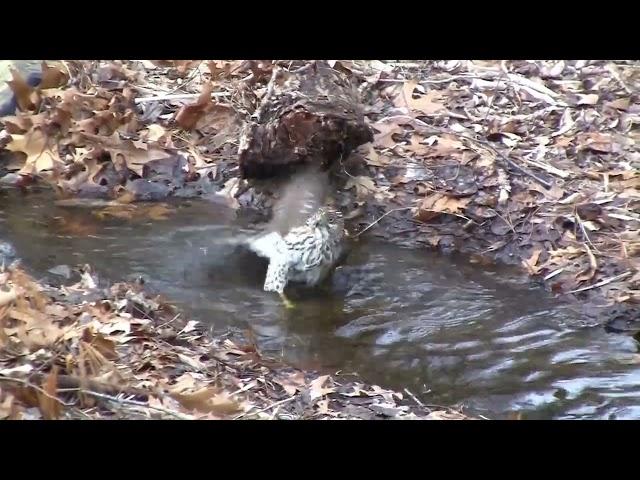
(264, 259), (294, 308)
(279, 291), (295, 309)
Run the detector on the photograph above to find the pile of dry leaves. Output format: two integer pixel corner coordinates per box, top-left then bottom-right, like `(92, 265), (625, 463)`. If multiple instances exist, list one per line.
(0, 265), (468, 420)
(0, 60), (249, 201)
(344, 60), (639, 313)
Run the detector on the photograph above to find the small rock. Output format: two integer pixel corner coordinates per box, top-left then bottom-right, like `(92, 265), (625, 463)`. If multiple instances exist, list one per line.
(0, 173), (22, 186)
(342, 405), (376, 420)
(48, 265), (72, 279)
(0, 241), (16, 264)
(124, 179), (172, 201)
(370, 403), (410, 418)
(576, 203), (602, 221)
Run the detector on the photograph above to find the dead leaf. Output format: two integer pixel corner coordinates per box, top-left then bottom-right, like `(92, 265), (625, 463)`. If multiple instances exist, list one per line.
(0, 392), (16, 420)
(0, 289), (17, 308)
(361, 144), (389, 167)
(522, 248), (543, 274)
(346, 175), (376, 198)
(576, 245), (598, 282)
(5, 128), (64, 175)
(274, 371), (306, 397)
(177, 353), (206, 372)
(541, 61), (565, 78)
(38, 367), (62, 420)
(6, 310), (66, 349)
(576, 94), (599, 106)
(425, 135), (466, 158)
(577, 132), (612, 153)
(425, 410), (468, 420)
(340, 384), (365, 397)
(404, 134), (431, 156)
(415, 193), (470, 222)
(111, 145), (171, 177)
(143, 124), (168, 143)
(207, 61), (230, 81)
(166, 373), (198, 394)
(1, 115), (34, 134)
(372, 121), (404, 149)
(606, 97), (631, 111)
(529, 183), (565, 201)
(398, 80), (445, 115)
(172, 387), (243, 416)
(98, 318), (132, 336)
(309, 375), (335, 400)
(551, 109), (575, 138)
(84, 331), (118, 361)
(317, 399), (330, 415)
(39, 62), (69, 90)
(175, 82), (213, 130)
(553, 135), (574, 147)
(6, 68), (38, 111)
(576, 203), (602, 221)
(174, 61), (201, 75)
(194, 104), (236, 133)
(178, 320), (199, 335)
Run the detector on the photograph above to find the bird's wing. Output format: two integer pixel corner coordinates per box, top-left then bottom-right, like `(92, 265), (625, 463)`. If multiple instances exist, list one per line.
(247, 231), (285, 259)
(267, 166), (330, 235)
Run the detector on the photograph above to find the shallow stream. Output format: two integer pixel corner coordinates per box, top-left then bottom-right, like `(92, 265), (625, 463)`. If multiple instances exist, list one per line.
(2, 190), (640, 419)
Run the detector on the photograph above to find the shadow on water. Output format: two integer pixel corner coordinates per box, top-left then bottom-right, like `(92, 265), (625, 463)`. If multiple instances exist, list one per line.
(2, 189), (640, 419)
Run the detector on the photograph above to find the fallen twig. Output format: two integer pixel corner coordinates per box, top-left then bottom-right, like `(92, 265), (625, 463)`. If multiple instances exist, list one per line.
(544, 267), (565, 281)
(80, 390), (193, 420)
(485, 152), (552, 189)
(606, 64), (633, 95)
(521, 158), (571, 179)
(354, 207), (414, 238)
(0, 375), (75, 407)
(234, 396), (297, 420)
(53, 374), (152, 399)
(576, 214), (600, 253)
(134, 92), (231, 104)
(567, 271), (633, 294)
(403, 388), (427, 409)
(469, 67), (567, 106)
(165, 60), (203, 96)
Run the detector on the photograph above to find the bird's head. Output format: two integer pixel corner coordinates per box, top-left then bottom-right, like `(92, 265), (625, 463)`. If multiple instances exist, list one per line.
(307, 207), (344, 230)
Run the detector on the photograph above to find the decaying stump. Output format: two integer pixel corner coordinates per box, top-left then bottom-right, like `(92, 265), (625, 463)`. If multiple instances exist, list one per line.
(238, 61), (373, 179)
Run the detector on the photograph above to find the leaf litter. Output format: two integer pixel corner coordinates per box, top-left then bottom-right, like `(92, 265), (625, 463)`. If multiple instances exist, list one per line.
(341, 60), (640, 318)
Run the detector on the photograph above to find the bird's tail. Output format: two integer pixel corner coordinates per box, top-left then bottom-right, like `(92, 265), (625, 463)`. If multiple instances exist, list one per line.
(210, 231), (255, 249)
